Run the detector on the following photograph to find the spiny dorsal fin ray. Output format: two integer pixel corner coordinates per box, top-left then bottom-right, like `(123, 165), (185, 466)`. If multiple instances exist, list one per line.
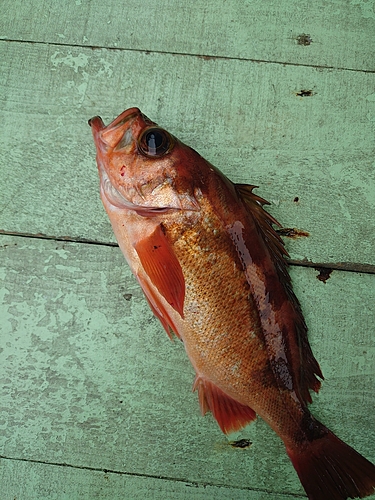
(235, 183), (323, 404)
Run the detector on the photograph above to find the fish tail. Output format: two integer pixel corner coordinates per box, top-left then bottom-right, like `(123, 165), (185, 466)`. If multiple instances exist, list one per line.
(286, 427), (375, 499)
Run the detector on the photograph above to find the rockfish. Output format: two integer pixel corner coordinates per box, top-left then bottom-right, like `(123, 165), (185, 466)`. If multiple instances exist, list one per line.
(89, 107), (375, 499)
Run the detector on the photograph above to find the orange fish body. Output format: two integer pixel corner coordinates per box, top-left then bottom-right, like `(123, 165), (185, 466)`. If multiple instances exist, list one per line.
(90, 108), (375, 499)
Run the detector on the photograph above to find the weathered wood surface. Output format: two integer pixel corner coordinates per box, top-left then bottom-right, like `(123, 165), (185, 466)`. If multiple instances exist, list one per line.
(1, 235), (374, 498)
(1, 0), (374, 497)
(0, 460), (302, 500)
(0, 40), (374, 267)
(1, 0), (374, 71)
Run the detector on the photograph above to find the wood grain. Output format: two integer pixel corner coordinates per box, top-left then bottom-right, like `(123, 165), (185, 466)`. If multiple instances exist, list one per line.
(1, 235), (374, 498)
(0, 458), (306, 500)
(1, 0), (374, 497)
(1, 0), (374, 71)
(0, 41), (374, 267)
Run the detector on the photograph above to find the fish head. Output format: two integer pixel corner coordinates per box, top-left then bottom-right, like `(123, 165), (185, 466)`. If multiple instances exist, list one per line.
(89, 107), (204, 215)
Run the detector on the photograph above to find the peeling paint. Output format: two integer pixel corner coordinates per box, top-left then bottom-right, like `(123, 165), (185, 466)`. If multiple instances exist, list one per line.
(51, 51), (89, 73)
(53, 248), (70, 260)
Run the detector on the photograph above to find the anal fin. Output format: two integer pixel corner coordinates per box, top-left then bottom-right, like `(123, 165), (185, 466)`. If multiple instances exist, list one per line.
(193, 376), (256, 434)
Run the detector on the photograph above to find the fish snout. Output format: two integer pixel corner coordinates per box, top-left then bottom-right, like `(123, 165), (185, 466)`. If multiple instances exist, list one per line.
(88, 116), (104, 131)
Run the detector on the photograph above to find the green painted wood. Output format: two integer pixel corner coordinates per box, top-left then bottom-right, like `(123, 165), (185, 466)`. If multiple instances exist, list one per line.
(0, 459), (305, 500)
(1, 41), (374, 267)
(1, 235), (374, 498)
(1, 0), (374, 497)
(0, 0), (374, 71)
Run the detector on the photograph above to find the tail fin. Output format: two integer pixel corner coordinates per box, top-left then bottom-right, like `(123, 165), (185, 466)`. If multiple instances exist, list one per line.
(286, 429), (375, 499)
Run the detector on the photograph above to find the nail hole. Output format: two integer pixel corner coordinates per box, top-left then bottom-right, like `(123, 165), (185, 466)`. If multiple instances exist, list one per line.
(297, 33), (313, 46)
(230, 439), (252, 448)
(296, 90), (314, 97)
(315, 267), (333, 283)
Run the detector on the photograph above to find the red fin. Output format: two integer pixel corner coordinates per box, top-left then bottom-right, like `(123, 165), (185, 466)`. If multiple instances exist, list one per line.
(235, 183), (289, 272)
(136, 274), (181, 340)
(134, 224), (185, 318)
(235, 183), (323, 404)
(287, 428), (375, 500)
(193, 376), (256, 434)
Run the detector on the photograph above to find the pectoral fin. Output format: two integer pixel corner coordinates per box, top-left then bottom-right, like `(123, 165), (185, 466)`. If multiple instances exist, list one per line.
(134, 223), (185, 331)
(135, 274), (181, 340)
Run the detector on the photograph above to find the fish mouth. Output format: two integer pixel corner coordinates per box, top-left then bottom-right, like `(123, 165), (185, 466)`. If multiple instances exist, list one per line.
(88, 107), (140, 132)
(104, 107), (141, 130)
(88, 115), (104, 130)
(89, 108), (141, 149)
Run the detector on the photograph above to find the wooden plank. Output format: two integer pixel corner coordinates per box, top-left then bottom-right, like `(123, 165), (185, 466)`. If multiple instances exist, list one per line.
(1, 234), (374, 498)
(0, 0), (374, 71)
(1, 41), (374, 267)
(0, 459), (304, 500)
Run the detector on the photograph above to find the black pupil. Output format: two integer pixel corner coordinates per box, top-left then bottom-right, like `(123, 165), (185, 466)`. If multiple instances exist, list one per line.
(146, 131), (163, 155)
(140, 128), (171, 157)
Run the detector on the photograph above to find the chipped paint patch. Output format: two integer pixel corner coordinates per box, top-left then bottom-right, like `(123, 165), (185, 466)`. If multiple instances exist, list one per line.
(98, 58), (114, 78)
(51, 51), (89, 73)
(53, 247), (70, 260)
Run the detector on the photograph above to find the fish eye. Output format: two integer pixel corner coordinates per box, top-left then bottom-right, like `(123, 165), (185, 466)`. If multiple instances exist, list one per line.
(138, 127), (174, 157)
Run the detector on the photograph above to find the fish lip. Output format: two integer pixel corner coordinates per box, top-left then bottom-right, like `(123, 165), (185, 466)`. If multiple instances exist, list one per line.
(89, 108), (141, 148)
(91, 108), (143, 150)
(89, 116), (106, 150)
(88, 115), (104, 132)
(88, 108), (140, 131)
(105, 107), (141, 130)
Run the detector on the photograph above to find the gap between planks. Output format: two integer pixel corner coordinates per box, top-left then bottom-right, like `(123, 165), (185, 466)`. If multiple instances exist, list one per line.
(1, 230), (374, 275)
(0, 455), (306, 499)
(1, 38), (375, 75)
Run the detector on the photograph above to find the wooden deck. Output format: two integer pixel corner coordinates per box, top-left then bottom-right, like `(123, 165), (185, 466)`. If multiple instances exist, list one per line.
(1, 1), (374, 498)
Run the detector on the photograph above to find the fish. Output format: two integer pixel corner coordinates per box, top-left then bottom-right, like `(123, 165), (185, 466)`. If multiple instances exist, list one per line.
(89, 107), (375, 499)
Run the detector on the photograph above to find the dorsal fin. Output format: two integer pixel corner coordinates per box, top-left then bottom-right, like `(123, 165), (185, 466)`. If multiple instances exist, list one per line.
(235, 183), (287, 258)
(234, 183), (323, 404)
